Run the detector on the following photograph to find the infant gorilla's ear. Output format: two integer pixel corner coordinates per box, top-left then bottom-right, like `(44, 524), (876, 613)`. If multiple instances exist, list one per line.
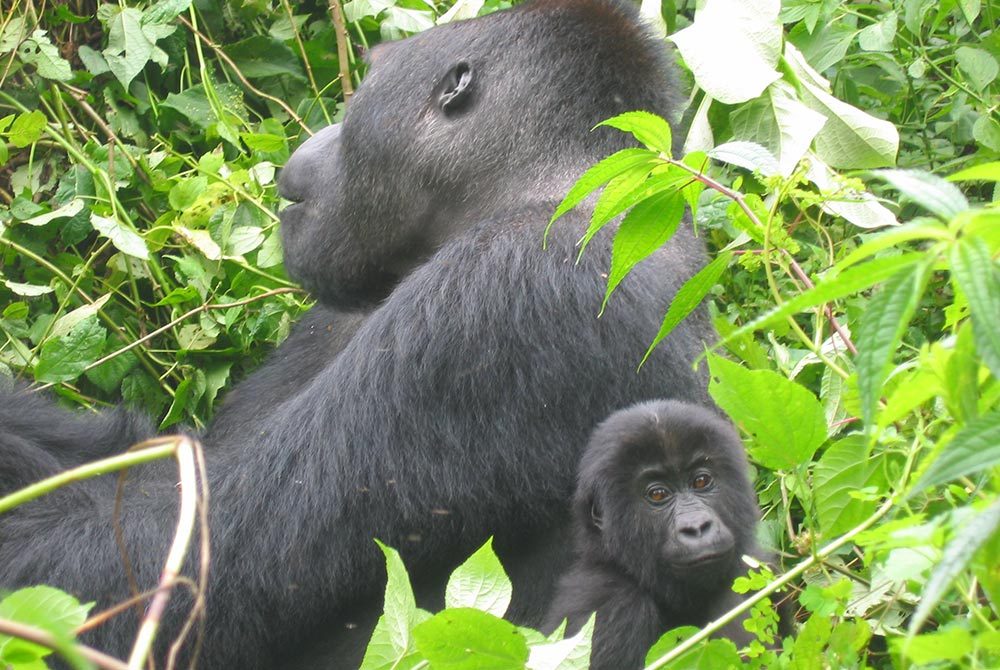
(545, 400), (765, 670)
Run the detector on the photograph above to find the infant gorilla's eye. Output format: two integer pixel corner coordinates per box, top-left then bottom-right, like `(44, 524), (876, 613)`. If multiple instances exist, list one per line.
(691, 473), (713, 490)
(645, 485), (669, 504)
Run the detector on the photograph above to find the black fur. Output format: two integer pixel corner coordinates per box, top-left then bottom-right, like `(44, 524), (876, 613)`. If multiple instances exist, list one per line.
(0, 1), (714, 667)
(544, 401), (762, 670)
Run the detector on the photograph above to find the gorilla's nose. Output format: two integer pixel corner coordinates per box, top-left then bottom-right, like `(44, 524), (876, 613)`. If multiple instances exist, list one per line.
(678, 512), (715, 542)
(278, 123), (342, 203)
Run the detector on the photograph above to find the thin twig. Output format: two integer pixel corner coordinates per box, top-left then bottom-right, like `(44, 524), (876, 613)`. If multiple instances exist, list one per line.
(0, 618), (128, 670)
(33, 287), (304, 392)
(127, 436), (200, 670)
(328, 0), (355, 101)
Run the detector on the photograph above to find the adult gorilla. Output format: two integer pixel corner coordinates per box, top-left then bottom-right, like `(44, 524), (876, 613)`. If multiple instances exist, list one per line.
(0, 0), (713, 667)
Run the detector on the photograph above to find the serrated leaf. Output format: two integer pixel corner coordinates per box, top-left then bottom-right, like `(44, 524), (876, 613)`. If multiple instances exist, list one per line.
(645, 626), (742, 669)
(786, 45), (899, 169)
(950, 236), (1000, 379)
(0, 586), (93, 663)
(596, 111), (673, 155)
(445, 538), (512, 617)
(412, 608), (528, 669)
(8, 110), (47, 148)
(548, 148), (658, 226)
(359, 541), (425, 670)
(169, 176), (208, 211)
(855, 260), (931, 430)
(910, 412), (1000, 495)
(91, 213), (150, 260)
(578, 164), (656, 256)
(602, 189), (686, 313)
(948, 161), (1000, 182)
(708, 140), (780, 177)
(708, 354), (827, 469)
(526, 614), (594, 670)
(835, 219), (949, 272)
(717, 253), (924, 351)
(34, 316), (107, 384)
(643, 251), (732, 367)
(873, 170), (969, 221)
(908, 498), (1000, 634)
(18, 30), (72, 81)
(814, 436), (880, 536)
(669, 0), (782, 104)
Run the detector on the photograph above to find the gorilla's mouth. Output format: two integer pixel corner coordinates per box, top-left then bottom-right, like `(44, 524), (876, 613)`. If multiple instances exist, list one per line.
(668, 548), (734, 571)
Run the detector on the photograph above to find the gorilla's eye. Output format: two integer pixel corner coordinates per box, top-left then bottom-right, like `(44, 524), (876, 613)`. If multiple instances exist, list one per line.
(691, 473), (713, 490)
(645, 485), (670, 504)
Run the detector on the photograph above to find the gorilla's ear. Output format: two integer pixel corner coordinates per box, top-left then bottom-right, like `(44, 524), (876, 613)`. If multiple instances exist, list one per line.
(589, 497), (604, 531)
(438, 63), (474, 113)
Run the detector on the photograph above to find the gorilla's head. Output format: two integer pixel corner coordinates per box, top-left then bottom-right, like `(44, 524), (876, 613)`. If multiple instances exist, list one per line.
(575, 400), (761, 602)
(278, 0), (680, 308)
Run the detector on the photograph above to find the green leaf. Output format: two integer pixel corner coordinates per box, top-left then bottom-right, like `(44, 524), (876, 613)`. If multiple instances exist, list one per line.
(17, 30), (72, 81)
(241, 132), (288, 152)
(813, 436), (881, 536)
(708, 141), (780, 177)
(577, 163), (656, 256)
(224, 36), (305, 80)
(4, 280), (54, 297)
(34, 316), (107, 384)
(645, 626), (742, 669)
(596, 111), (673, 155)
(23, 198), (86, 227)
(257, 231), (284, 269)
(955, 46), (999, 91)
(949, 236), (1000, 379)
(897, 627), (974, 664)
(102, 7), (156, 89)
(909, 498), (1000, 634)
(0, 586), (93, 664)
(7, 110), (47, 148)
(142, 0), (192, 25)
(668, 0), (781, 104)
(857, 12), (897, 52)
(602, 189), (686, 312)
(948, 161), (1000, 183)
(910, 410), (1000, 493)
(855, 260), (930, 430)
(169, 176), (209, 211)
(642, 251), (732, 367)
(444, 538), (512, 617)
(708, 354), (827, 470)
(412, 608), (528, 669)
(525, 614), (593, 670)
(872, 170), (969, 221)
(548, 148), (657, 225)
(716, 253), (924, 351)
(91, 213), (150, 260)
(360, 542), (428, 670)
(834, 219), (949, 272)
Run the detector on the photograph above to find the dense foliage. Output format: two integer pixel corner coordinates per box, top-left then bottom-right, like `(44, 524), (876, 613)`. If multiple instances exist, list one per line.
(0, 0), (998, 668)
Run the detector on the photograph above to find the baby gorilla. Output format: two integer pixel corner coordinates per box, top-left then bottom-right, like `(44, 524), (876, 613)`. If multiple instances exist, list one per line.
(545, 400), (763, 669)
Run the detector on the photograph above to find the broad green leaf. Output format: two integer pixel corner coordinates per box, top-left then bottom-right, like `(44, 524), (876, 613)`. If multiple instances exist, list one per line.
(142, 0), (192, 25)
(716, 253), (924, 350)
(814, 436), (881, 536)
(948, 161), (1000, 182)
(224, 36), (305, 80)
(806, 155), (898, 229)
(4, 280), (54, 297)
(169, 176), (208, 211)
(602, 189), (686, 312)
(160, 369), (206, 429)
(834, 219), (949, 272)
(437, 0), (485, 24)
(257, 231), (284, 268)
(729, 81), (827, 177)
(91, 213), (150, 260)
(17, 30), (72, 81)
(872, 170), (969, 221)
(0, 586), (93, 664)
(176, 225), (222, 261)
(8, 110), (47, 148)
(360, 542), (428, 670)
(855, 260), (931, 429)
(241, 132), (288, 152)
(857, 12), (897, 52)
(577, 164), (656, 256)
(86, 348), (139, 394)
(708, 354), (827, 470)
(344, 0), (396, 22)
(548, 148), (657, 226)
(50, 294), (111, 338)
(102, 7), (156, 89)
(526, 615), (594, 670)
(897, 628), (974, 664)
(643, 251), (733, 366)
(786, 45), (899, 169)
(950, 237), (1000, 379)
(707, 141), (780, 177)
(444, 538), (512, 617)
(34, 316), (107, 384)
(645, 626), (742, 669)
(23, 199), (85, 226)
(973, 115), (1000, 153)
(596, 111), (673, 155)
(909, 498), (1000, 634)
(412, 608), (528, 670)
(669, 0), (781, 104)
(955, 46), (999, 91)
(910, 410), (1000, 493)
